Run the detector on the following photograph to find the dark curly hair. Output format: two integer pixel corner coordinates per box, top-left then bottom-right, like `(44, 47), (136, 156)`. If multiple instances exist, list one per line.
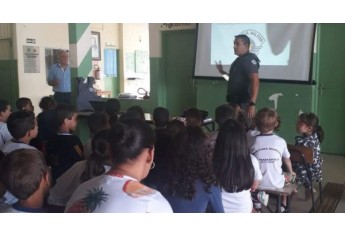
(165, 126), (216, 200)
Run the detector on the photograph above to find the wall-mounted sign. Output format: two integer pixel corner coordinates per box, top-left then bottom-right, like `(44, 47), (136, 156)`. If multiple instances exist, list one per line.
(23, 45), (40, 73)
(26, 38), (36, 44)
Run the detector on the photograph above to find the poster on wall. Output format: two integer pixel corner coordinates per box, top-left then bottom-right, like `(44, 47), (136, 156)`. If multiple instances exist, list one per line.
(135, 50), (149, 73)
(23, 46), (40, 73)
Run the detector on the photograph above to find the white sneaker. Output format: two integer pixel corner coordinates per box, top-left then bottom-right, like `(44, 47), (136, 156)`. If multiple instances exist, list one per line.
(257, 191), (269, 206)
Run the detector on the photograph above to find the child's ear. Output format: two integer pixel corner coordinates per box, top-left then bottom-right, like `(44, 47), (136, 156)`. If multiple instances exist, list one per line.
(42, 169), (52, 190)
(146, 147), (155, 164)
(64, 118), (70, 125)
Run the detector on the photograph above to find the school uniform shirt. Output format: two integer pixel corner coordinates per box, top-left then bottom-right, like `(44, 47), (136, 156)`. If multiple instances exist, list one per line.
(221, 155), (262, 213)
(48, 160), (111, 207)
(0, 122), (13, 149)
(65, 174), (173, 213)
(46, 133), (84, 183)
(0, 203), (44, 213)
(249, 133), (290, 189)
(0, 140), (36, 154)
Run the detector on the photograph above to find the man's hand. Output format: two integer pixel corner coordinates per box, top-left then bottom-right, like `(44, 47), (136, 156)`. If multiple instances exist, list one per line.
(49, 79), (59, 87)
(247, 105), (256, 119)
(215, 60), (226, 75)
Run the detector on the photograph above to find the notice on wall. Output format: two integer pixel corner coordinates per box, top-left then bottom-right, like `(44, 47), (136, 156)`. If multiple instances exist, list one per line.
(23, 45), (40, 73)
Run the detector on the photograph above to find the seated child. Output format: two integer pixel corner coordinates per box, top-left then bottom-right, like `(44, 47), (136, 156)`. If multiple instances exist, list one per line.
(209, 104), (236, 149)
(16, 97), (34, 112)
(0, 149), (51, 213)
(37, 96), (56, 144)
(1, 110), (38, 154)
(294, 112), (324, 189)
(213, 119), (263, 213)
(249, 108), (296, 212)
(46, 104), (84, 184)
(47, 130), (111, 210)
(153, 107), (169, 128)
(84, 112), (109, 159)
(105, 98), (121, 127)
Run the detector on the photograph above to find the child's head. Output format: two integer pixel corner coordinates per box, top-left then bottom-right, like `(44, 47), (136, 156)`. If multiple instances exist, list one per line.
(16, 97), (34, 112)
(153, 107), (169, 128)
(0, 99), (12, 123)
(296, 112), (324, 143)
(215, 104), (236, 127)
(39, 96), (56, 111)
(166, 126), (215, 200)
(0, 149), (50, 201)
(7, 110), (38, 141)
(182, 107), (203, 127)
(87, 112), (110, 135)
(105, 98), (121, 114)
(55, 104), (78, 132)
(166, 119), (186, 137)
(126, 105), (145, 120)
(255, 107), (279, 133)
(80, 129), (111, 183)
(108, 119), (155, 180)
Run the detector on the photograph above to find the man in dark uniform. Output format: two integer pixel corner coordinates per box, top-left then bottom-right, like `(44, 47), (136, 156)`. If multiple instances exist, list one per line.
(216, 34), (260, 121)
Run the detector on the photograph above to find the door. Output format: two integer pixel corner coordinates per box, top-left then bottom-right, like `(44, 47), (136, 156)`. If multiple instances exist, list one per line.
(316, 24), (345, 155)
(162, 30), (196, 117)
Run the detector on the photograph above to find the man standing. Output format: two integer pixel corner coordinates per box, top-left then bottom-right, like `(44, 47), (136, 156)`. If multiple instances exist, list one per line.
(47, 50), (71, 104)
(216, 34), (260, 120)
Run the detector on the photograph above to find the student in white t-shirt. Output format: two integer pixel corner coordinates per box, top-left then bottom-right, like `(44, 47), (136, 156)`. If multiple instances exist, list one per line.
(213, 119), (262, 213)
(1, 111), (38, 154)
(65, 119), (172, 213)
(249, 108), (296, 211)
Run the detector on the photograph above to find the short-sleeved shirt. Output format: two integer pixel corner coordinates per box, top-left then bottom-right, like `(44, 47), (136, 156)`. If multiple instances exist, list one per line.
(227, 52), (260, 104)
(221, 155), (262, 213)
(47, 63), (71, 92)
(1, 140), (36, 155)
(65, 174), (173, 213)
(249, 133), (290, 189)
(0, 122), (13, 149)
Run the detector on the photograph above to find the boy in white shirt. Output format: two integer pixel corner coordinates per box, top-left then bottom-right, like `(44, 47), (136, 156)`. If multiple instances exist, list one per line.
(249, 108), (296, 212)
(1, 111), (38, 154)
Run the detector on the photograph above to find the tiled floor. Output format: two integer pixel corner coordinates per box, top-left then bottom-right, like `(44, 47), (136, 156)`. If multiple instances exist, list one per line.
(263, 153), (345, 213)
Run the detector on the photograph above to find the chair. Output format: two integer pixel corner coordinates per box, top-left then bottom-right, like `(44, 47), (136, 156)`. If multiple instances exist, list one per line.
(287, 144), (323, 212)
(257, 183), (296, 213)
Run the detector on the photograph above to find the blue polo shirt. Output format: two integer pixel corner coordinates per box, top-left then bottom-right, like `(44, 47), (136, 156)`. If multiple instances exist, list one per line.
(47, 63), (71, 92)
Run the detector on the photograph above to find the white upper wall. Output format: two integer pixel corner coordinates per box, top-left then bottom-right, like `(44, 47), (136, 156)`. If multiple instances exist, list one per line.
(14, 23), (69, 114)
(122, 23), (150, 94)
(90, 23), (120, 91)
(149, 23), (196, 58)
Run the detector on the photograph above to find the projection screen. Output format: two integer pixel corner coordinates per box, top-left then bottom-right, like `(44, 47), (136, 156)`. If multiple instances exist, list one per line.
(194, 23), (315, 83)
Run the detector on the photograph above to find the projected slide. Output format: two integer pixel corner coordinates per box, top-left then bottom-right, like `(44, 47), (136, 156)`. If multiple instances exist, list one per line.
(194, 23), (315, 82)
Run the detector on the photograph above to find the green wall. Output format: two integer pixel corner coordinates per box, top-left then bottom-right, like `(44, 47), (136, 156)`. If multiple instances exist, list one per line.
(149, 28), (316, 145)
(0, 60), (19, 108)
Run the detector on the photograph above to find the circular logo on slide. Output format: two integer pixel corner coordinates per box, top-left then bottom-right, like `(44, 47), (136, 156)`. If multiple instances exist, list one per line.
(240, 29), (266, 55)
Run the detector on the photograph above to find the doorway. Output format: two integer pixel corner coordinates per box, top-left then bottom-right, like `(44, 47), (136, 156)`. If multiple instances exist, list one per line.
(162, 30), (197, 117)
(316, 24), (345, 155)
